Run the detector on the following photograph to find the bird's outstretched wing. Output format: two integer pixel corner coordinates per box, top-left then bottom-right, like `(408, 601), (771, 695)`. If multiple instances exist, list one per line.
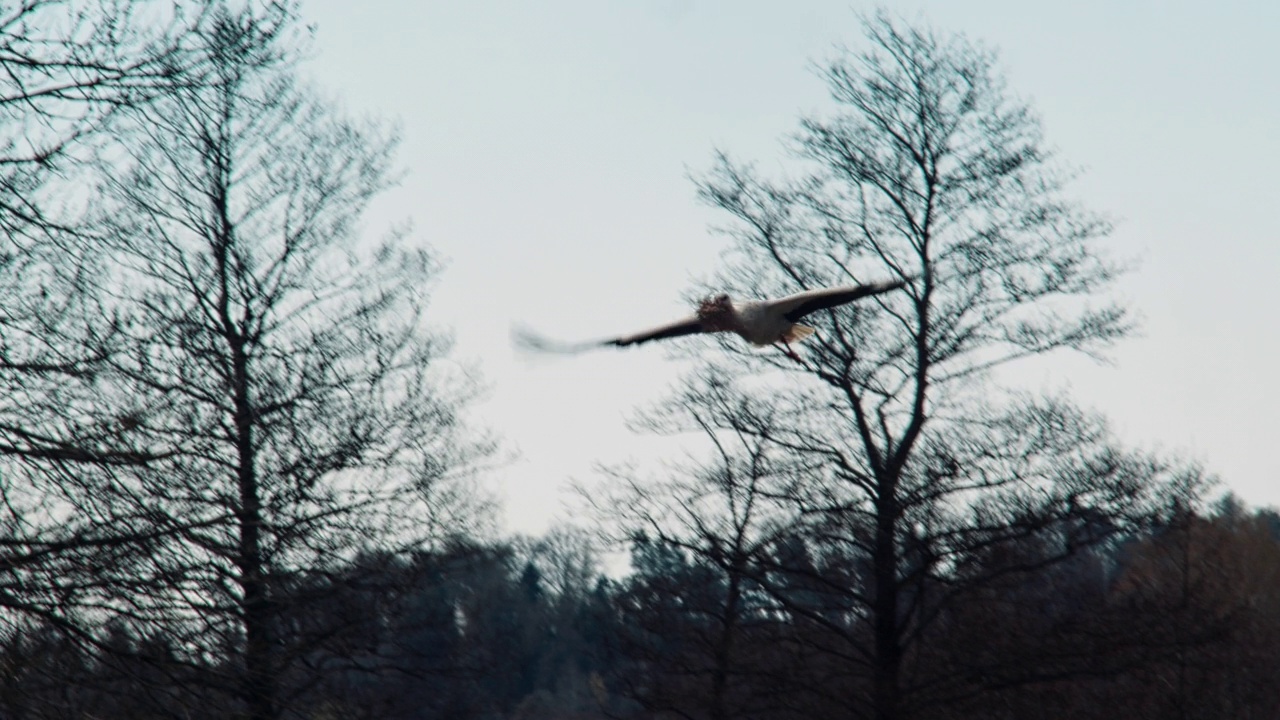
(775, 279), (906, 322)
(607, 316), (705, 346)
(512, 316), (705, 354)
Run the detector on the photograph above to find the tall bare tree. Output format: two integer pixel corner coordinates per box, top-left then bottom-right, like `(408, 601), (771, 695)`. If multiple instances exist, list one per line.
(53, 3), (494, 718)
(619, 12), (1207, 720)
(0, 0), (210, 676)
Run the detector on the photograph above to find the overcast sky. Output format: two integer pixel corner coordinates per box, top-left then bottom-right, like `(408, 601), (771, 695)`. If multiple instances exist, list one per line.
(300, 0), (1279, 534)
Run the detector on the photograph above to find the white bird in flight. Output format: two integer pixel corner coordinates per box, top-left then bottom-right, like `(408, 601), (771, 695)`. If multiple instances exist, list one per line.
(514, 279), (907, 361)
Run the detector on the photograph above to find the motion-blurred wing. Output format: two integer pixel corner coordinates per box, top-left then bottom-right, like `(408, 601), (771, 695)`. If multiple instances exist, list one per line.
(511, 325), (601, 354)
(776, 279), (906, 322)
(512, 316), (705, 354)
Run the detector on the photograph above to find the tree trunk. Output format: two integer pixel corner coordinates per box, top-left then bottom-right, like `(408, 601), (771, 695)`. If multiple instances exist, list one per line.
(709, 560), (743, 720)
(232, 339), (274, 720)
(873, 477), (901, 720)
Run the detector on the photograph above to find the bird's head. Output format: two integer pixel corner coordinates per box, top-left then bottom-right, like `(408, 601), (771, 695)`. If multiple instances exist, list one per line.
(696, 293), (735, 331)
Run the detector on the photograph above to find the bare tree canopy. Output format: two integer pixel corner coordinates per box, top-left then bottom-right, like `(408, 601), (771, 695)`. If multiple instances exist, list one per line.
(3, 3), (493, 719)
(0, 0), (211, 646)
(592, 12), (1203, 720)
(1, 0), (203, 235)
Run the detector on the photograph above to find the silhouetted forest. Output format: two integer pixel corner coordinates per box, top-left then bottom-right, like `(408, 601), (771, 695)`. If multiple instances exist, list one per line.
(4, 503), (1280, 719)
(2, 2), (1276, 719)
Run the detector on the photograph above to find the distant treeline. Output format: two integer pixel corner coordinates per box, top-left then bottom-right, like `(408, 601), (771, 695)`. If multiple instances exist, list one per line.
(2, 503), (1278, 719)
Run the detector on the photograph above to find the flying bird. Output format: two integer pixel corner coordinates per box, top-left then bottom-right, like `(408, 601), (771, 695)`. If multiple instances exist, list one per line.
(514, 279), (906, 361)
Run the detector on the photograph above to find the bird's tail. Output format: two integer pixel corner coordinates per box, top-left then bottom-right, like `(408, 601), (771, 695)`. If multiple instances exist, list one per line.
(783, 324), (817, 343)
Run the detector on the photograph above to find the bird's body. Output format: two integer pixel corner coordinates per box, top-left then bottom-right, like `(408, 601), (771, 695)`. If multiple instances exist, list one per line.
(716, 298), (815, 346)
(514, 279), (906, 359)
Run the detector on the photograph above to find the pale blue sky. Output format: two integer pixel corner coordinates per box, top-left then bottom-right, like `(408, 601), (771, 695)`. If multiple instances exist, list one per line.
(302, 0), (1279, 533)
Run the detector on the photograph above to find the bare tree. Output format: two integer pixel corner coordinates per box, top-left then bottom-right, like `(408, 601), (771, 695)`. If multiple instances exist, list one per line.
(586, 368), (818, 720)
(0, 0), (213, 681)
(618, 12), (1206, 720)
(37, 3), (495, 718)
